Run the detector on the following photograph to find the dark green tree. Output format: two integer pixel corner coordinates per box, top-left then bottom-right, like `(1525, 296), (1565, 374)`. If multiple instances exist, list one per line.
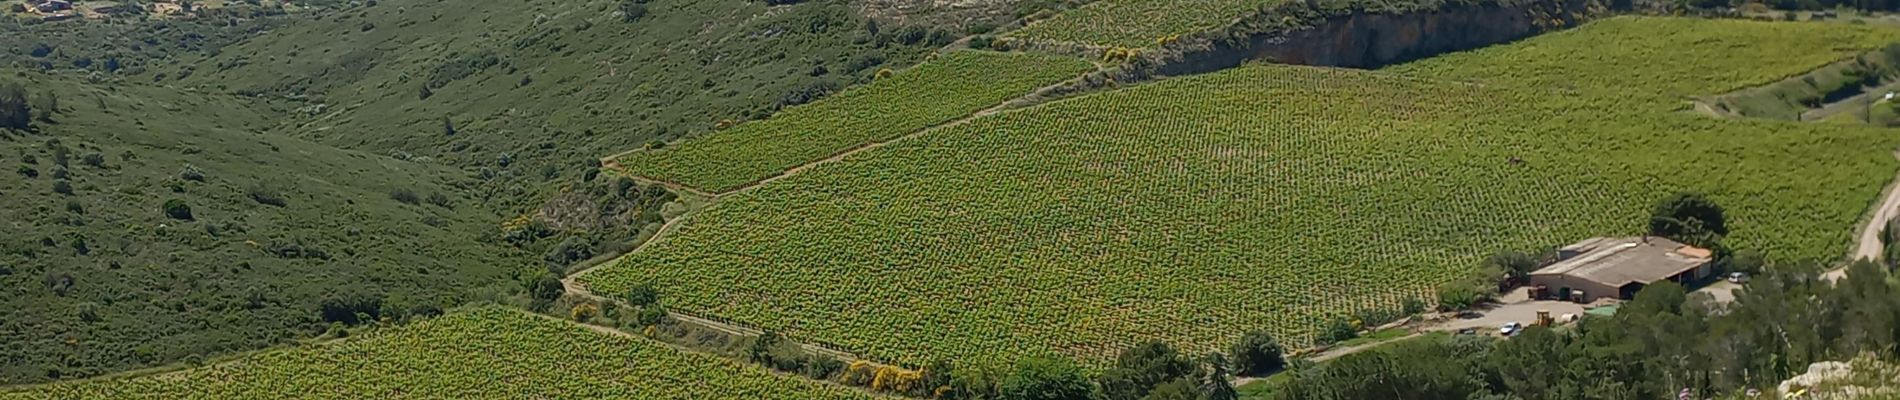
(625, 282), (660, 307)
(1100, 341), (1198, 400)
(0, 81), (29, 130)
(1000, 356), (1094, 400)
(1202, 353), (1239, 400)
(162, 199), (192, 220)
(528, 273), (564, 301)
(1649, 192), (1727, 244)
(1229, 330), (1285, 375)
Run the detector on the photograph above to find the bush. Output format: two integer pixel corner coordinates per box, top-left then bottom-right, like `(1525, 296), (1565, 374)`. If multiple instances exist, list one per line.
(80, 153), (103, 168)
(162, 199), (193, 220)
(389, 188), (421, 205)
(805, 355), (845, 380)
(426, 192), (452, 208)
(1000, 356), (1093, 400)
(51, 179), (71, 195)
(319, 293), (383, 325)
(528, 273), (564, 302)
(626, 283), (660, 307)
(634, 304), (666, 327)
(248, 186), (288, 207)
(1436, 282), (1485, 312)
(1230, 330), (1285, 375)
(620, 0), (649, 22)
(178, 164), (205, 182)
(1316, 318), (1358, 345)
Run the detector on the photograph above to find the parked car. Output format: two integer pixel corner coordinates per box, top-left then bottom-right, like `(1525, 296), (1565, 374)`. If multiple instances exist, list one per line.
(1728, 272), (1749, 284)
(1500, 322), (1522, 336)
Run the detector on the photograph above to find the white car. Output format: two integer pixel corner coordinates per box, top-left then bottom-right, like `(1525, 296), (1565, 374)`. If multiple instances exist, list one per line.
(1500, 322), (1523, 336)
(1728, 272), (1749, 284)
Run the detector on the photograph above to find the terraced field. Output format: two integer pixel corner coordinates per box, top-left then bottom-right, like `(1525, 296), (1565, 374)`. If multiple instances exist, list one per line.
(1008, 0), (1274, 48)
(582, 17), (1900, 367)
(0, 308), (876, 400)
(614, 50), (1094, 193)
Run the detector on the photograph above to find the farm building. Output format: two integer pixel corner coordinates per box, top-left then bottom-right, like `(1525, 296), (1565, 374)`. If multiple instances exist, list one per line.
(1528, 236), (1714, 302)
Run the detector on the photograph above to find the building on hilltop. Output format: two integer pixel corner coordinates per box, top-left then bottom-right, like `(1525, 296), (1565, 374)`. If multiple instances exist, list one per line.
(1528, 236), (1714, 303)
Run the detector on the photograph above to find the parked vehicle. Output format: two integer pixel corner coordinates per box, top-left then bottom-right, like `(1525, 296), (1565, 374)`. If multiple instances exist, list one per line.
(1500, 322), (1523, 336)
(1728, 272), (1749, 284)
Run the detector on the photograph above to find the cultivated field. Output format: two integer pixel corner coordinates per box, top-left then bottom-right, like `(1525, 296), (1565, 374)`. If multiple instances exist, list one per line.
(0, 308), (877, 399)
(615, 50), (1094, 193)
(582, 17), (1900, 368)
(1387, 17), (1900, 101)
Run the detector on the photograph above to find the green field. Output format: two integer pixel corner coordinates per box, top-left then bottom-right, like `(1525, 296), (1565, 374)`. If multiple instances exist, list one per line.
(0, 307), (878, 400)
(615, 50), (1094, 193)
(1007, 0), (1274, 48)
(581, 17), (1900, 367)
(1386, 17), (1900, 102)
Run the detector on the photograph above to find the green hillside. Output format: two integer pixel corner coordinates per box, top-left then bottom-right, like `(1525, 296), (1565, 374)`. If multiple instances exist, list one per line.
(172, 0), (960, 209)
(0, 307), (880, 399)
(0, 73), (538, 384)
(581, 17), (1900, 367)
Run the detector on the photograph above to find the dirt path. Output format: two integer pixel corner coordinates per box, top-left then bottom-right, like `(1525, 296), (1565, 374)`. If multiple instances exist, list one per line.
(1828, 151), (1900, 282)
(1801, 82), (1900, 122)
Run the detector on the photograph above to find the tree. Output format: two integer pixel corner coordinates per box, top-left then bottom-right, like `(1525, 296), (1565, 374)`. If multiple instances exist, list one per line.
(1000, 356), (1095, 400)
(1649, 192), (1727, 244)
(1229, 330), (1285, 375)
(625, 283), (659, 307)
(1201, 353), (1239, 400)
(0, 81), (30, 130)
(528, 273), (564, 301)
(1485, 251), (1539, 280)
(1140, 378), (1198, 400)
(1100, 341), (1199, 400)
(162, 199), (193, 220)
(1436, 281), (1486, 311)
(442, 116), (455, 136)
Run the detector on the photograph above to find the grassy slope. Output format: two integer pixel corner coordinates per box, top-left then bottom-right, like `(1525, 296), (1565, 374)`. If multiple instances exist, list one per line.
(0, 73), (535, 384)
(582, 17), (1900, 367)
(173, 0), (950, 209)
(615, 50), (1095, 192)
(0, 307), (880, 400)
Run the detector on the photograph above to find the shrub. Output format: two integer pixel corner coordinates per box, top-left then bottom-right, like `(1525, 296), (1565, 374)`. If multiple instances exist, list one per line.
(626, 283), (660, 307)
(248, 186), (288, 207)
(634, 304), (666, 327)
(162, 199), (193, 220)
(80, 153), (103, 168)
(1229, 330), (1285, 375)
(51, 179), (71, 195)
(16, 165), (36, 178)
(528, 273), (564, 301)
(999, 356), (1093, 400)
(1316, 318), (1358, 345)
(1436, 282), (1485, 312)
(425, 192), (452, 209)
(570, 302), (600, 323)
(389, 188), (421, 205)
(1402, 298), (1427, 315)
(805, 355), (845, 380)
(178, 164), (205, 182)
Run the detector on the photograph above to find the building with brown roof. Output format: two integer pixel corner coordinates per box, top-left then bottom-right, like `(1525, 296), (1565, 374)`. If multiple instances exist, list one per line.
(1528, 236), (1714, 302)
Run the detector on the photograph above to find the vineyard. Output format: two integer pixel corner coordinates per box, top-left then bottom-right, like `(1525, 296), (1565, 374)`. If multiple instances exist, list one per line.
(1007, 0), (1275, 48)
(0, 308), (878, 400)
(582, 17), (1900, 368)
(1387, 17), (1900, 102)
(614, 50), (1094, 193)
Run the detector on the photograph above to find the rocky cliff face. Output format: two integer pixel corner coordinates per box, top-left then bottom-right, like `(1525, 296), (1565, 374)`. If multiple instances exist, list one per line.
(1155, 0), (1600, 75)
